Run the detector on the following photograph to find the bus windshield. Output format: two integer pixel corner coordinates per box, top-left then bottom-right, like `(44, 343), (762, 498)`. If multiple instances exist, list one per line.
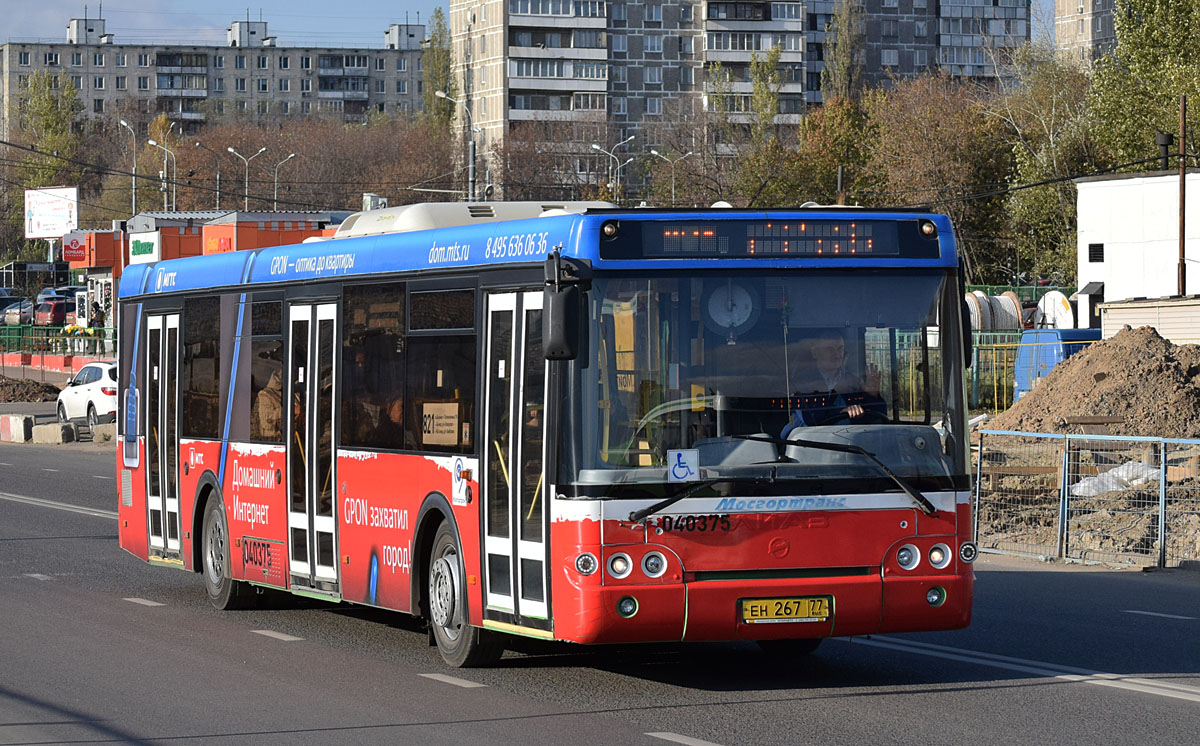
(561, 270), (969, 494)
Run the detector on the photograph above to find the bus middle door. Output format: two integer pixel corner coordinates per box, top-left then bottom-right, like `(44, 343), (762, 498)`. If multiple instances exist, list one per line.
(145, 312), (182, 563)
(482, 291), (549, 629)
(286, 302), (340, 594)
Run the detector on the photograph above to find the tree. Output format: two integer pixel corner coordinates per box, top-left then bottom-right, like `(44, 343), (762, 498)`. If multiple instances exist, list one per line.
(986, 42), (1098, 284)
(786, 96), (877, 205)
(865, 73), (1012, 282)
(678, 47), (796, 207)
(820, 0), (866, 105)
(1090, 0), (1200, 168)
(422, 7), (457, 131)
(2, 71), (84, 262)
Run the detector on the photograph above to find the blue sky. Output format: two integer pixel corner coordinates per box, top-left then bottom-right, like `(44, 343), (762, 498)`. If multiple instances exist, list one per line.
(5, 1), (446, 47)
(6, 0), (1054, 47)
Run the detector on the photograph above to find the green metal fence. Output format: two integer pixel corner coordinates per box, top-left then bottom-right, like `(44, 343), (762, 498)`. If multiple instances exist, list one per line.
(0, 324), (115, 358)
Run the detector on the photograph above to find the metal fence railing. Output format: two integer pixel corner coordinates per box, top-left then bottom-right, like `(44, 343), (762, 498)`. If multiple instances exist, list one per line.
(976, 430), (1200, 567)
(0, 324), (115, 358)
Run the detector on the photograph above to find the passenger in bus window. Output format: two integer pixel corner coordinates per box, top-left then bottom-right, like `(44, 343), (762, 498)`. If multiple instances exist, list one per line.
(782, 328), (884, 434)
(253, 368), (284, 441)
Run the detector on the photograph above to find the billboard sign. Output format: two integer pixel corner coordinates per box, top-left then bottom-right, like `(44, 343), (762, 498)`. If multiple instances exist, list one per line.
(62, 231), (88, 262)
(25, 187), (79, 239)
(129, 231), (161, 264)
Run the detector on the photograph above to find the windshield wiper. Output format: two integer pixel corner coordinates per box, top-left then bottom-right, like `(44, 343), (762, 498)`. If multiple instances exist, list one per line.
(628, 477), (726, 523)
(729, 434), (938, 516)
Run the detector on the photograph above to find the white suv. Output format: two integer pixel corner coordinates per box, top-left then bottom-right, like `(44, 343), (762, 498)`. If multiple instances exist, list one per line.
(57, 361), (118, 428)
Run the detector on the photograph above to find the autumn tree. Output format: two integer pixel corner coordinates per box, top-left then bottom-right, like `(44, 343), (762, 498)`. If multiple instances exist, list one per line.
(676, 47), (796, 207)
(986, 42), (1098, 284)
(866, 73), (1012, 282)
(1, 71), (84, 261)
(1090, 0), (1200, 169)
(422, 7), (457, 131)
(820, 0), (866, 105)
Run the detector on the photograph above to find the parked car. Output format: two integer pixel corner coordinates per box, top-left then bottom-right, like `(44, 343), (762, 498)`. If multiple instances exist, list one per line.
(3, 299), (34, 325)
(0, 287), (19, 298)
(57, 361), (118, 427)
(34, 299), (73, 326)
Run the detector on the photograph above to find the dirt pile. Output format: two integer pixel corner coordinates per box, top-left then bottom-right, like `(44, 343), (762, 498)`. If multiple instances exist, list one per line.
(0, 375), (61, 403)
(986, 325), (1200, 438)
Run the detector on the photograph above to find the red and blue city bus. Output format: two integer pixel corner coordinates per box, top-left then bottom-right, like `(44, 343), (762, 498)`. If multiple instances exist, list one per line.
(117, 202), (975, 666)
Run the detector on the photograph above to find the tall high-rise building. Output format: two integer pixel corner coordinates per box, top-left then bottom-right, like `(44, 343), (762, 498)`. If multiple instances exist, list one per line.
(453, 0), (1029, 198)
(1054, 0), (1115, 63)
(0, 15), (426, 139)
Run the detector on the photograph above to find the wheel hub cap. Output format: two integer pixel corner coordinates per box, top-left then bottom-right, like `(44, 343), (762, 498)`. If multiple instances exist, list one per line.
(429, 556), (456, 628)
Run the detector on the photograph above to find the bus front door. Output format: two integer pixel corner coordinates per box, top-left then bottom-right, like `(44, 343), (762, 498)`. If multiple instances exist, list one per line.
(145, 313), (182, 562)
(286, 302), (340, 594)
(482, 291), (549, 626)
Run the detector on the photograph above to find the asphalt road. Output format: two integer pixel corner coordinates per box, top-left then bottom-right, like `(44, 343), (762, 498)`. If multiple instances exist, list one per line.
(3, 441), (1199, 745)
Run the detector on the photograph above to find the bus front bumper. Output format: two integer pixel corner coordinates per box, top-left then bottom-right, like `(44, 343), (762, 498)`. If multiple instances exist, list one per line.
(554, 571), (973, 645)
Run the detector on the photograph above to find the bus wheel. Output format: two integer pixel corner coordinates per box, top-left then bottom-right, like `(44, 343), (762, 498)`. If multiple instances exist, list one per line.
(202, 497), (252, 610)
(428, 521), (503, 667)
(756, 638), (822, 657)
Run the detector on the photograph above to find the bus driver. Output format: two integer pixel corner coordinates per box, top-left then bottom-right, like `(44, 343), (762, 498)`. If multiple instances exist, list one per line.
(782, 328), (885, 435)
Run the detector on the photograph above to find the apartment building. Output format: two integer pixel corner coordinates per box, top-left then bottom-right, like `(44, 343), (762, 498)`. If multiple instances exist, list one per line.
(452, 0), (1028, 196)
(0, 16), (426, 139)
(1054, 0), (1115, 63)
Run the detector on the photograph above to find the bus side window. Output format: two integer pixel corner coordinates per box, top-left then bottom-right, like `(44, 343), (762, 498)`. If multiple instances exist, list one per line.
(249, 300), (284, 443)
(341, 282), (406, 450)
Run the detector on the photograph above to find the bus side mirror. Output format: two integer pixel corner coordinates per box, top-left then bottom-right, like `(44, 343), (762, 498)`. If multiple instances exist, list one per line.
(545, 284), (581, 360)
(544, 249), (590, 361)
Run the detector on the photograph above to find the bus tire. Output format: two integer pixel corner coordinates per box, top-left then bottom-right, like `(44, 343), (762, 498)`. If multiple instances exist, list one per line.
(428, 520), (503, 667)
(201, 497), (252, 610)
(756, 638), (822, 657)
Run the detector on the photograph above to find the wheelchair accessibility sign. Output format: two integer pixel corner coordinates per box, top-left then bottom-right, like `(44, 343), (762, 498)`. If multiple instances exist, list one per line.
(667, 449), (700, 483)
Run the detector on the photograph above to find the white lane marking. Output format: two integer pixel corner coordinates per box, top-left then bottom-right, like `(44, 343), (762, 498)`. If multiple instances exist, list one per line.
(42, 468), (60, 472)
(0, 491), (117, 519)
(647, 734), (725, 746)
(93, 475), (114, 480)
(418, 673), (487, 689)
(853, 636), (1200, 703)
(254, 630), (304, 642)
(124, 598), (165, 607)
(1123, 609), (1197, 621)
(0, 462), (12, 466)
(24, 573), (53, 581)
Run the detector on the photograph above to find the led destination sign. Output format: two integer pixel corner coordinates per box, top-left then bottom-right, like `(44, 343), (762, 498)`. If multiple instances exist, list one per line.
(600, 218), (942, 260)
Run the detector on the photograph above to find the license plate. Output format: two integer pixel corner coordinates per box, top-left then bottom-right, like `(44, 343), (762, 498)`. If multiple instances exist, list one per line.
(741, 596), (831, 624)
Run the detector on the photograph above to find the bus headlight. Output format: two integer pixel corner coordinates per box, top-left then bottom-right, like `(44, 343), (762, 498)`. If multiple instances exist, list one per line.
(896, 544), (920, 571)
(575, 553), (598, 576)
(926, 586), (947, 607)
(617, 596), (639, 618)
(608, 553), (633, 579)
(928, 543), (951, 569)
(960, 542), (978, 563)
(642, 551), (667, 578)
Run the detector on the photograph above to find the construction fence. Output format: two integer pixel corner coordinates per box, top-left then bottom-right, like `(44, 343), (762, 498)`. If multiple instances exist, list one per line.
(975, 430), (1200, 567)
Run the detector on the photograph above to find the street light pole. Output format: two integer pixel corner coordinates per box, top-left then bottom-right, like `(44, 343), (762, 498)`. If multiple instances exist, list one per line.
(227, 146), (267, 211)
(650, 149), (693, 206)
(590, 135), (634, 200)
(147, 139), (177, 210)
(118, 119), (137, 215)
(273, 153), (296, 210)
(194, 141), (223, 210)
(435, 89), (477, 201)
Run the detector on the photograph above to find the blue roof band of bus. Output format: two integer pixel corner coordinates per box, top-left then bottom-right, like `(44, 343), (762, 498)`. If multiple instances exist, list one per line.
(118, 210), (958, 300)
